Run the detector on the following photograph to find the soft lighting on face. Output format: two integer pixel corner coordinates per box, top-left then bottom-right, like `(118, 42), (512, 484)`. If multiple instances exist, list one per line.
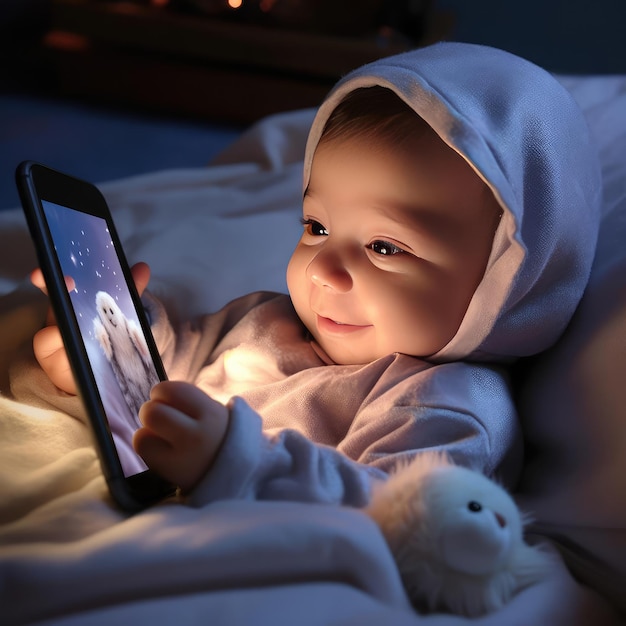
(228, 0), (243, 8)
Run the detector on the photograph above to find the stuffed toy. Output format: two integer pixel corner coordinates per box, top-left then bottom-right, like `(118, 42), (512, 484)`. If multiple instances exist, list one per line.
(366, 452), (552, 617)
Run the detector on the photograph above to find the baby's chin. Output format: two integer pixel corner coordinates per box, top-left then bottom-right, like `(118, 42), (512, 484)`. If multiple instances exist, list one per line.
(309, 336), (380, 367)
(312, 335), (444, 366)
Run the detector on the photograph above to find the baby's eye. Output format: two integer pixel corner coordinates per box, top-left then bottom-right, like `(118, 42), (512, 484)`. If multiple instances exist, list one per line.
(367, 240), (405, 256)
(300, 218), (329, 237)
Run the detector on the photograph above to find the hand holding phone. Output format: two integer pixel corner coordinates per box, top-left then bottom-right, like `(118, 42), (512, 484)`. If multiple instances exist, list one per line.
(17, 161), (176, 511)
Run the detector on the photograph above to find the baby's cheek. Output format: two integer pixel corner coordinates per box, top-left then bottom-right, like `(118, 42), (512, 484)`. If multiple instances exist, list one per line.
(285, 247), (303, 292)
(285, 253), (309, 312)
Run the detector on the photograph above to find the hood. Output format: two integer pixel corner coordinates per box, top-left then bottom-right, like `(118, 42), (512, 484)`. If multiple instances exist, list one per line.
(303, 42), (602, 362)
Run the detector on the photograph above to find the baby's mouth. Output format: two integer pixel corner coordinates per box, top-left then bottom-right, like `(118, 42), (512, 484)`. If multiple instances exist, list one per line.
(316, 314), (371, 334)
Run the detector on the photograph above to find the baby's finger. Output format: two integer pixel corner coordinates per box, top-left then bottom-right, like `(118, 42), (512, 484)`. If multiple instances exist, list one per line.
(33, 325), (65, 359)
(31, 269), (54, 324)
(64, 275), (76, 292)
(138, 399), (200, 448)
(130, 262), (151, 297)
(149, 380), (223, 421)
(31, 269), (77, 325)
(30, 269), (76, 295)
(132, 428), (170, 457)
(30, 268), (47, 293)
(33, 325), (76, 394)
(132, 428), (178, 480)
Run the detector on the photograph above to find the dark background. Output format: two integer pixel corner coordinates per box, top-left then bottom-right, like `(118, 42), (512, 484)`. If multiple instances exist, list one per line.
(1, 0), (624, 212)
(437, 0), (626, 75)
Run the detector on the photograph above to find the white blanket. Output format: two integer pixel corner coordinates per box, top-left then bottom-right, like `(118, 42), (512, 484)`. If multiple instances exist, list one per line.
(0, 81), (623, 624)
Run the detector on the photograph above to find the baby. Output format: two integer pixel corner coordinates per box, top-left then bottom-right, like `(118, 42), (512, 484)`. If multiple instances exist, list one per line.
(32, 43), (601, 508)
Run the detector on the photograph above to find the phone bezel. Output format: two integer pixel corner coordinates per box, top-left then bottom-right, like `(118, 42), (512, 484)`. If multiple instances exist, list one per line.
(16, 161), (176, 511)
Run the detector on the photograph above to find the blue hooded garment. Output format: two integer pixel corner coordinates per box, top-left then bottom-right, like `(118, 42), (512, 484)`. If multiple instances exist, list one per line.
(303, 42), (602, 363)
(150, 43), (601, 507)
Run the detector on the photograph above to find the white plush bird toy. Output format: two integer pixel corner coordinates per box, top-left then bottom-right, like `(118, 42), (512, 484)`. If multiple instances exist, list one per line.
(366, 452), (552, 617)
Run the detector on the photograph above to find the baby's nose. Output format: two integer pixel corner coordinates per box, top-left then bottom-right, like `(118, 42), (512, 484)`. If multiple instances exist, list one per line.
(306, 248), (353, 293)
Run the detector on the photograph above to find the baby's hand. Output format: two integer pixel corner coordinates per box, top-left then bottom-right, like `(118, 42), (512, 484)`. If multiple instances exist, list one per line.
(31, 271), (76, 394)
(134, 381), (229, 492)
(31, 262), (151, 395)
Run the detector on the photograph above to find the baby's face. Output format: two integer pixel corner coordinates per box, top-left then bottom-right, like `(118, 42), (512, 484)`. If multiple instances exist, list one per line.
(287, 128), (501, 365)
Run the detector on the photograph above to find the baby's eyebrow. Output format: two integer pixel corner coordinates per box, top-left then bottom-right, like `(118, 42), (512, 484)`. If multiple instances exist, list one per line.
(374, 201), (435, 230)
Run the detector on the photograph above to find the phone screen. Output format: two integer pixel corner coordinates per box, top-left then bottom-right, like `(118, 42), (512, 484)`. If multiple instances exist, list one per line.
(42, 199), (159, 478)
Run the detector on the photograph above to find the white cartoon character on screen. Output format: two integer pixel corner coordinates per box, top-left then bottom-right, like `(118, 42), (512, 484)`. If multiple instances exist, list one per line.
(93, 291), (159, 424)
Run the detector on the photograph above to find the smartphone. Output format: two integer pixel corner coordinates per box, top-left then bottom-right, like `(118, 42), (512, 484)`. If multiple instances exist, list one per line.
(16, 161), (176, 511)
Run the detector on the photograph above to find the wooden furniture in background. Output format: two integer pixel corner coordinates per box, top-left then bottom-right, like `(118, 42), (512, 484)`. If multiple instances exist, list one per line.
(37, 0), (452, 124)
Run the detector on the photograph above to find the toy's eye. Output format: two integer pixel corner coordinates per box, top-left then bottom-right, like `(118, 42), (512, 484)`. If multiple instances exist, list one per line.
(467, 501), (482, 513)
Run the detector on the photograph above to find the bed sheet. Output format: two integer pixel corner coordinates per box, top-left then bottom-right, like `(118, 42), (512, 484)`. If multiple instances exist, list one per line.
(0, 81), (624, 624)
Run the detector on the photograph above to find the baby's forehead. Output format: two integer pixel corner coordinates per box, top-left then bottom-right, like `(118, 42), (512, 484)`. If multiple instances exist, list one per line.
(317, 113), (436, 159)
(308, 137), (499, 233)
(313, 124), (489, 193)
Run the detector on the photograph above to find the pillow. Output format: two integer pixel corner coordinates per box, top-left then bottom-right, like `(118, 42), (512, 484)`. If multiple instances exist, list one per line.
(516, 75), (626, 613)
